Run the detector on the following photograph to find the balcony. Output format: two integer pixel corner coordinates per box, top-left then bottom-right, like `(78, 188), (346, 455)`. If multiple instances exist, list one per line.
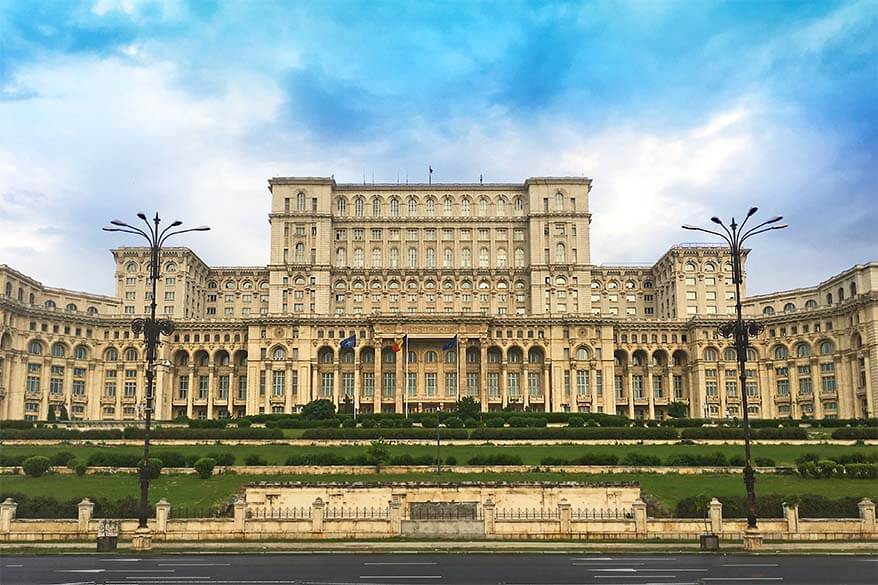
(101, 396), (116, 404)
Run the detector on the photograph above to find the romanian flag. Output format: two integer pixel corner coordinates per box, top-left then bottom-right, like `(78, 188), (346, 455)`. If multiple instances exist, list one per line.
(391, 335), (408, 353)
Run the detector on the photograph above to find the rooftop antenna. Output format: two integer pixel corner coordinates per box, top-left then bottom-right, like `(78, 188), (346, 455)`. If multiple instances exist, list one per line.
(397, 171), (400, 185)
(480, 174), (483, 185)
(371, 169), (374, 185)
(405, 171), (408, 185)
(428, 165), (433, 185)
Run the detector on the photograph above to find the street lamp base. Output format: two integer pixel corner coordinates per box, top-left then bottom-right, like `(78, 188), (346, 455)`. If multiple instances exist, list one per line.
(131, 526), (153, 551)
(742, 527), (763, 551)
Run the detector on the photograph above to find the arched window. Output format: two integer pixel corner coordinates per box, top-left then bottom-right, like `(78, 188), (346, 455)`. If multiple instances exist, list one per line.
(795, 343), (810, 358)
(425, 351), (437, 363)
(361, 348), (375, 363)
(87, 306), (98, 315)
(353, 248), (364, 268)
(105, 348), (118, 361)
(555, 191), (564, 211)
(389, 198), (399, 217)
(294, 243), (304, 263)
(508, 348), (523, 363)
(838, 287), (845, 301)
(479, 247), (489, 267)
(703, 347), (718, 362)
(514, 248), (525, 267)
(746, 347), (758, 361)
(497, 248), (507, 268)
(850, 282), (857, 297)
(66, 303), (77, 312)
(819, 340), (834, 355)
(528, 347), (543, 362)
(443, 197), (452, 216)
(487, 347), (501, 363)
(28, 340), (43, 355)
(3, 282), (10, 296)
(45, 300), (56, 309)
(296, 192), (306, 211)
(445, 351), (456, 363)
(478, 197), (488, 217)
(341, 349), (354, 363)
(272, 346), (286, 361)
(408, 247), (417, 268)
(556, 276), (567, 286)
(575, 347), (589, 360)
(514, 197), (524, 213)
(372, 197), (381, 216)
(763, 306), (775, 316)
(684, 262), (696, 272)
(461, 248), (472, 267)
(51, 342), (66, 357)
(371, 248), (382, 268)
(555, 243), (566, 263)
(126, 262), (138, 273)
(335, 248), (347, 266)
(461, 198), (471, 216)
(425, 248), (436, 268)
(496, 198), (506, 216)
(425, 197), (435, 216)
(336, 198), (347, 215)
(165, 262), (177, 273)
(774, 345), (788, 360)
(805, 299), (817, 309)
(389, 247), (399, 268)
(351, 197), (362, 217)
(74, 345), (88, 360)
(125, 348), (139, 361)
(783, 302), (796, 313)
(704, 262), (716, 272)
(382, 348), (396, 363)
(407, 197), (417, 217)
(723, 347), (736, 361)
(444, 248), (453, 268)
(408, 351), (417, 364)
(826, 293), (833, 305)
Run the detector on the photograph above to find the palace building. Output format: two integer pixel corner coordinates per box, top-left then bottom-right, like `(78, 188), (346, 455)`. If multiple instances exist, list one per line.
(0, 177), (875, 421)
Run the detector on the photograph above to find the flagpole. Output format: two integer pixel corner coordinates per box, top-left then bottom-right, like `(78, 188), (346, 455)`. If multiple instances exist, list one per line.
(404, 336), (408, 418)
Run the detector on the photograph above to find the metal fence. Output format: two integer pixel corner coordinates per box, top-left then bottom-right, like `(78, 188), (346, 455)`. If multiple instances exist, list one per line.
(496, 508), (560, 521)
(248, 506), (311, 520)
(325, 506), (390, 520)
(571, 508), (632, 520)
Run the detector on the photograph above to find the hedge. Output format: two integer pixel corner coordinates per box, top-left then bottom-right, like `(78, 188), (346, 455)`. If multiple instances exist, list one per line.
(300, 428), (469, 440)
(540, 453), (620, 466)
(0, 428), (124, 440)
(122, 428), (282, 439)
(0, 493), (152, 519)
(680, 427), (808, 440)
(468, 427), (679, 440)
(831, 427), (878, 440)
(467, 454), (523, 465)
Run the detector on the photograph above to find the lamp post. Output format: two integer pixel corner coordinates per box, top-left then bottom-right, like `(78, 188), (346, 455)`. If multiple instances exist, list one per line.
(682, 208), (787, 532)
(103, 213), (209, 547)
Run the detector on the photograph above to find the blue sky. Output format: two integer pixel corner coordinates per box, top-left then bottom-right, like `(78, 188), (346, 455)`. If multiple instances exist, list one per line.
(0, 0), (875, 295)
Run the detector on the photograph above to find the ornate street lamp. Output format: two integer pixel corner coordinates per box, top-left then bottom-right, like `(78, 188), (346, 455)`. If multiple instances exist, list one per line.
(683, 208), (787, 533)
(103, 213), (209, 548)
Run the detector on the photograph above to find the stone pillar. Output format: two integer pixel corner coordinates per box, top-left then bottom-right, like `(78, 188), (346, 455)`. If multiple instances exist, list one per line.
(483, 498), (496, 537)
(743, 526), (763, 551)
(708, 498), (723, 535)
(389, 496), (402, 536)
(632, 498), (647, 535)
(479, 343), (488, 412)
(311, 497), (325, 534)
(131, 526), (152, 551)
(0, 498), (17, 533)
(646, 370), (656, 420)
(782, 502), (799, 534)
(558, 498), (571, 537)
(78, 498), (94, 534)
(233, 495), (247, 532)
(859, 498), (876, 533)
(155, 499), (171, 534)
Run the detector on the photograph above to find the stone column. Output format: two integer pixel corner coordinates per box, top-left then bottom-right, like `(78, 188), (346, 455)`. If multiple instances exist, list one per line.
(332, 359), (340, 409)
(373, 341), (382, 413)
(233, 495), (247, 532)
(522, 359), (530, 409)
(186, 371), (194, 419)
(646, 369), (656, 420)
(500, 361), (508, 408)
(207, 367), (215, 419)
(626, 369), (635, 419)
(155, 499), (171, 534)
(311, 497), (325, 534)
(483, 498), (496, 537)
(0, 498), (17, 533)
(632, 498), (647, 535)
(862, 353), (874, 419)
(389, 496), (402, 536)
(558, 498), (571, 537)
(78, 498), (94, 534)
(708, 498), (723, 535)
(859, 498), (876, 533)
(479, 343), (488, 412)
(782, 502), (799, 534)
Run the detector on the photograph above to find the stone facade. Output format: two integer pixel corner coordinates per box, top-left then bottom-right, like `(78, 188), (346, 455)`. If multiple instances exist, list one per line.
(0, 176), (875, 420)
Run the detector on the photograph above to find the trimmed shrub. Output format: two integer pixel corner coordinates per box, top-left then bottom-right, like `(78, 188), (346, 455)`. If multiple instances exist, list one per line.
(566, 415), (585, 428)
(87, 452), (140, 467)
(467, 454), (523, 466)
(153, 451), (195, 468)
(469, 427), (678, 440)
(485, 417), (506, 428)
(665, 452), (728, 467)
(445, 456), (457, 466)
(832, 427), (878, 440)
(49, 451), (76, 467)
(754, 457), (776, 467)
(193, 457), (216, 479)
(236, 418), (252, 428)
(622, 453), (661, 466)
(243, 454), (267, 466)
(138, 458), (163, 480)
(74, 462), (87, 477)
(462, 417), (479, 428)
(0, 454), (27, 467)
(844, 463), (878, 479)
(122, 428), (282, 439)
(680, 427), (807, 440)
(206, 452), (236, 466)
(301, 428), (469, 440)
(22, 456), (51, 478)
(443, 417), (464, 429)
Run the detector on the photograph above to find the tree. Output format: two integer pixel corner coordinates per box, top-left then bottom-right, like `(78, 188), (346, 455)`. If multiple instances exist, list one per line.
(47, 405), (57, 422)
(453, 397), (480, 421)
(339, 395), (354, 415)
(194, 457), (216, 479)
(301, 399), (336, 419)
(22, 456), (52, 478)
(58, 404), (69, 421)
(366, 439), (390, 472)
(668, 401), (689, 418)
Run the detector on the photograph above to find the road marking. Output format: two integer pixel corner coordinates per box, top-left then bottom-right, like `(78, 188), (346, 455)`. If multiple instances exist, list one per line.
(574, 563), (646, 566)
(591, 569), (706, 573)
(159, 564), (231, 567)
(107, 570), (175, 573)
(56, 569), (105, 573)
(5, 564), (23, 567)
(573, 557), (615, 561)
(703, 579), (783, 582)
(102, 559), (143, 562)
(594, 577), (679, 580)
(359, 576), (442, 580)
(363, 562), (438, 566)
(721, 564), (779, 567)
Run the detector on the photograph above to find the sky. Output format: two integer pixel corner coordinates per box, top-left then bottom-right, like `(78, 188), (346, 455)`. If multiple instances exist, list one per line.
(0, 0), (875, 296)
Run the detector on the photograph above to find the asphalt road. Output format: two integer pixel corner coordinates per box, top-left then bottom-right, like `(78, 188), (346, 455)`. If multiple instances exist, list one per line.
(1, 553), (876, 585)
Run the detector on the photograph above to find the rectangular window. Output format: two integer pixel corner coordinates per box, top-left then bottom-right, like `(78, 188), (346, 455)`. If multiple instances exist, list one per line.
(706, 381), (718, 396)
(272, 371), (286, 396)
(50, 377), (63, 394)
(725, 380), (738, 397)
(72, 380), (85, 396)
(653, 375), (663, 398)
(576, 370), (588, 396)
(776, 379), (790, 395)
(425, 372), (437, 396)
(259, 370), (266, 397)
(673, 375), (683, 399)
(821, 376), (836, 392)
(382, 372), (396, 398)
(124, 380), (137, 397)
(507, 372), (520, 398)
(321, 372), (334, 398)
(466, 372), (479, 397)
(487, 372), (499, 398)
(632, 375), (643, 398)
(363, 373), (375, 397)
(445, 372), (457, 396)
(407, 372), (417, 396)
(238, 375), (247, 400)
(290, 371), (298, 397)
(528, 372), (541, 396)
(218, 375), (229, 399)
(198, 376), (208, 399)
(799, 377), (812, 395)
(595, 371), (603, 396)
(614, 375), (623, 400)
(104, 382), (116, 397)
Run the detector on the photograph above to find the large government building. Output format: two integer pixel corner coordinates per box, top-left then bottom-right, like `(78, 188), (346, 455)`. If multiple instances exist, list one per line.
(0, 177), (875, 421)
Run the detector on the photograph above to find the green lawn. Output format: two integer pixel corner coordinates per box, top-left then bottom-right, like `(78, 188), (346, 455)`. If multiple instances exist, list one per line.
(1, 471), (874, 514)
(0, 442), (870, 466)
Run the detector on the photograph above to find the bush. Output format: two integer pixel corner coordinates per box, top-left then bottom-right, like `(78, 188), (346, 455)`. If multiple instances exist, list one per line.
(844, 463), (878, 479)
(74, 462), (87, 477)
(443, 417), (464, 429)
(0, 454), (27, 467)
(122, 428), (282, 440)
(153, 451), (195, 468)
(467, 454), (523, 466)
(462, 417), (479, 428)
(469, 427), (678, 440)
(445, 456), (457, 465)
(566, 415), (585, 428)
(22, 456), (51, 478)
(301, 399), (336, 420)
(754, 457), (776, 467)
(49, 451), (76, 467)
(193, 457), (216, 479)
(361, 419), (376, 428)
(138, 458), (163, 480)
(665, 452), (728, 467)
(485, 417), (506, 428)
(0, 493), (154, 519)
(622, 453), (661, 466)
(729, 455), (745, 466)
(87, 452), (141, 467)
(301, 428), (469, 440)
(236, 418), (252, 428)
(187, 419), (227, 429)
(206, 452), (236, 466)
(679, 427), (807, 440)
(244, 454), (268, 466)
(341, 418), (356, 428)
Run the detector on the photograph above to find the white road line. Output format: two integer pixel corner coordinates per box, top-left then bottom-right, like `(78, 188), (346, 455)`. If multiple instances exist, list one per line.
(5, 564), (23, 567)
(127, 578), (210, 580)
(594, 577), (678, 580)
(703, 579), (783, 582)
(574, 563), (646, 566)
(102, 559), (143, 562)
(107, 570), (175, 573)
(721, 564), (780, 567)
(159, 564), (231, 567)
(573, 557), (615, 561)
(358, 576), (442, 580)
(363, 562), (438, 566)
(56, 569), (105, 574)
(591, 569), (706, 573)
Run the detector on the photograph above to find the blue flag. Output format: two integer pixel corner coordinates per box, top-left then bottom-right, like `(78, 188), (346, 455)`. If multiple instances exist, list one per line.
(340, 334), (356, 350)
(441, 335), (458, 351)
